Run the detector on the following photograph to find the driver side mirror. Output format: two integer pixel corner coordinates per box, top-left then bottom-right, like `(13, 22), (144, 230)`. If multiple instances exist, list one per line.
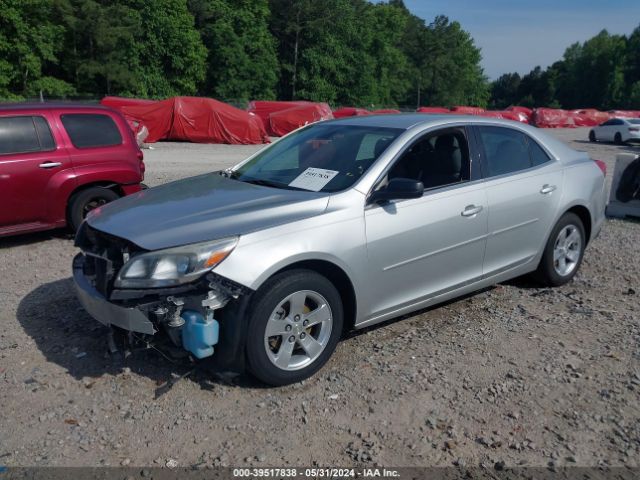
(369, 177), (424, 204)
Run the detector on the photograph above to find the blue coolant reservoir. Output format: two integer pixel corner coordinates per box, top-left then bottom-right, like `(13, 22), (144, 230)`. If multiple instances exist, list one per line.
(181, 310), (219, 359)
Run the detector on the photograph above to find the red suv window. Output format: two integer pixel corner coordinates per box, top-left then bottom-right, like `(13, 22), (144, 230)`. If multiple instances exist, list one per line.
(0, 116), (55, 155)
(61, 113), (123, 149)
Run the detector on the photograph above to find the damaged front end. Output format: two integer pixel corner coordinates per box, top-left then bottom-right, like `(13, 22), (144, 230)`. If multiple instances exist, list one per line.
(72, 223), (252, 371)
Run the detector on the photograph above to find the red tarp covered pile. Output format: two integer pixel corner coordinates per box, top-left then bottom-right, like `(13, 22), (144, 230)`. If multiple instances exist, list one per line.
(531, 108), (613, 128)
(609, 110), (640, 118)
(332, 107), (372, 118)
(371, 108), (401, 114)
(506, 106), (533, 120)
(100, 96), (158, 143)
(100, 96), (157, 109)
(416, 106), (529, 123)
(416, 107), (450, 113)
(570, 109), (611, 127)
(248, 100), (333, 136)
(532, 108), (576, 128)
(101, 96), (269, 144)
(268, 103), (334, 137)
(451, 106), (485, 115)
(477, 110), (527, 122)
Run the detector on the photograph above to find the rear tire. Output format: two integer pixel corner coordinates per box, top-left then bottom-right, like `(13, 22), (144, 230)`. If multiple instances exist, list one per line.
(245, 269), (343, 386)
(68, 187), (120, 231)
(588, 130), (596, 142)
(614, 132), (623, 145)
(534, 212), (585, 287)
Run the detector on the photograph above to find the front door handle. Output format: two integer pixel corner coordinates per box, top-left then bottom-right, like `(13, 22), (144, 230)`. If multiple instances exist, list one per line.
(461, 205), (483, 217)
(540, 184), (557, 194)
(39, 162), (62, 169)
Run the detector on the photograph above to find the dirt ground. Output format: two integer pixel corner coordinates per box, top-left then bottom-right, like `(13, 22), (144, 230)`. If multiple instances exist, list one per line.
(1, 127), (639, 470)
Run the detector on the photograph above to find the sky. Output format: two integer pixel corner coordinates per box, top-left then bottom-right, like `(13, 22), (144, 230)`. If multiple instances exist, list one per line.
(402, 0), (640, 80)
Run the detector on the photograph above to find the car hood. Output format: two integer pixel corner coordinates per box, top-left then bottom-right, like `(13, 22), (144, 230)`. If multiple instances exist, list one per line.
(86, 173), (329, 250)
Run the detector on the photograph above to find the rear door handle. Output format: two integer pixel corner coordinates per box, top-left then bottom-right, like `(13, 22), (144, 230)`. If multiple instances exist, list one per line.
(540, 184), (557, 194)
(39, 162), (62, 169)
(461, 205), (483, 217)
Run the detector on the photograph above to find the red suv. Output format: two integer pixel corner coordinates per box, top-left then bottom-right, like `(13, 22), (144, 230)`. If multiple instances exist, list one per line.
(0, 103), (145, 237)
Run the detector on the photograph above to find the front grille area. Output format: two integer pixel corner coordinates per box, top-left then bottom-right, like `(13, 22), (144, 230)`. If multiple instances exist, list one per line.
(75, 223), (143, 297)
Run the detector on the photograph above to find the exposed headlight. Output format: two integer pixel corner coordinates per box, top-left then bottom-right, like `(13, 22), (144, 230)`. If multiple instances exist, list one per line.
(115, 237), (238, 288)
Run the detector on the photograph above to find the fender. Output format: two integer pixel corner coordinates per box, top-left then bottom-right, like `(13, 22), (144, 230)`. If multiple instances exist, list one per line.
(48, 164), (142, 224)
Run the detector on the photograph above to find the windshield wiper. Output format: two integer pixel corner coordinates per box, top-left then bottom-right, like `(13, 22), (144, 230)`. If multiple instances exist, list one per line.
(241, 178), (291, 189)
(238, 177), (309, 191)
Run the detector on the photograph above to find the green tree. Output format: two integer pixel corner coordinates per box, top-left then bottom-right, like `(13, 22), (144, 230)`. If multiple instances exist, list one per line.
(489, 72), (521, 109)
(516, 66), (557, 108)
(133, 0), (207, 97)
(624, 25), (640, 108)
(269, 0), (353, 102)
(52, 0), (143, 96)
(412, 16), (489, 107)
(554, 30), (626, 110)
(0, 0), (74, 99)
(361, 2), (411, 107)
(189, 0), (278, 102)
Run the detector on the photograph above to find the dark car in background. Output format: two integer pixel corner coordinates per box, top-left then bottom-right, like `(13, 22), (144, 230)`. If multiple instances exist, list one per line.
(0, 103), (145, 237)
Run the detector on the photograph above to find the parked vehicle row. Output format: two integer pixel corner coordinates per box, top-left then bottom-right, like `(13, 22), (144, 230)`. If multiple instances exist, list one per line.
(0, 104), (145, 237)
(72, 114), (607, 385)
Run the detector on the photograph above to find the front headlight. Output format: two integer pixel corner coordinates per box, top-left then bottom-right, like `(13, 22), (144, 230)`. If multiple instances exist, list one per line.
(114, 237), (238, 288)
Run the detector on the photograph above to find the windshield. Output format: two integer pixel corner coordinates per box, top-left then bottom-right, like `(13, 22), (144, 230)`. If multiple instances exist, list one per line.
(629, 119), (640, 125)
(230, 124), (402, 192)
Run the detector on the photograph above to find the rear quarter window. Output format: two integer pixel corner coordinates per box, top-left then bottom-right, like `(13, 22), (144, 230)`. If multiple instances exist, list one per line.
(528, 138), (552, 167)
(61, 113), (123, 148)
(0, 116), (55, 155)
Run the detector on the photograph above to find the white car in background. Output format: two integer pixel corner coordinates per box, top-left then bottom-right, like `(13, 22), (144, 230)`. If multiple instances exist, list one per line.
(589, 117), (640, 144)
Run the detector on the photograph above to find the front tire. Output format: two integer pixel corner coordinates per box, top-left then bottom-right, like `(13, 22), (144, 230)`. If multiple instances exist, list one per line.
(246, 269), (343, 386)
(534, 212), (585, 287)
(68, 187), (120, 231)
(588, 130), (596, 142)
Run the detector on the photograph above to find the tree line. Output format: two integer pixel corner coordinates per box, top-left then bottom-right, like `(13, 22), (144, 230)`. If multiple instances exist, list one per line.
(490, 28), (640, 111)
(0, 0), (488, 107)
(1, 0), (638, 110)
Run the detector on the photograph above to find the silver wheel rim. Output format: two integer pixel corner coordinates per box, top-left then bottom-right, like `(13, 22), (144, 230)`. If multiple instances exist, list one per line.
(264, 290), (333, 371)
(553, 224), (582, 277)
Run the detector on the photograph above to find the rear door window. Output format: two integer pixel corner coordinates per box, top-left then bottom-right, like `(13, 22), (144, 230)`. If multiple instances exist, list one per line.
(0, 116), (55, 155)
(61, 113), (122, 148)
(478, 126), (531, 177)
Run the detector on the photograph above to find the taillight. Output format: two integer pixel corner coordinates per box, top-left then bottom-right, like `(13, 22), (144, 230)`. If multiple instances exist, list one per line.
(594, 159), (607, 176)
(137, 149), (145, 179)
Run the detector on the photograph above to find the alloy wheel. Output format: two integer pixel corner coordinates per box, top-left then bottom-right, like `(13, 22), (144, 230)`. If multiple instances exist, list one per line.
(553, 224), (582, 277)
(264, 290), (333, 371)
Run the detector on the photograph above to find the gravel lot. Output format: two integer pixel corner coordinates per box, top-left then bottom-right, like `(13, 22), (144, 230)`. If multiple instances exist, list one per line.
(1, 127), (639, 470)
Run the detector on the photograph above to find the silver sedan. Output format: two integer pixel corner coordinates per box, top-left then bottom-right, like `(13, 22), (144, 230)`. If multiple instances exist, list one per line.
(73, 114), (607, 385)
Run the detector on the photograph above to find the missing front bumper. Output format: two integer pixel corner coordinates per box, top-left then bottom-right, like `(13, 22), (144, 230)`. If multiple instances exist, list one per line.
(73, 254), (156, 335)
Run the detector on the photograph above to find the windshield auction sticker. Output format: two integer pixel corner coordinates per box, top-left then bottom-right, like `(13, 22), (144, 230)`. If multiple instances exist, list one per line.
(288, 167), (339, 191)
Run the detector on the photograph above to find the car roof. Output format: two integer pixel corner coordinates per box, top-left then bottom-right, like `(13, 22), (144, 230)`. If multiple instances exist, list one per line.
(327, 112), (587, 164)
(0, 102), (111, 112)
(326, 113), (529, 130)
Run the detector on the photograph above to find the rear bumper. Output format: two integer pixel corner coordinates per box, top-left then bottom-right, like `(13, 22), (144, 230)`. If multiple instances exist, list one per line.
(73, 253), (156, 334)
